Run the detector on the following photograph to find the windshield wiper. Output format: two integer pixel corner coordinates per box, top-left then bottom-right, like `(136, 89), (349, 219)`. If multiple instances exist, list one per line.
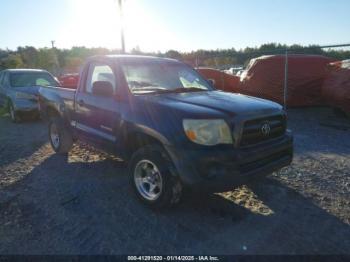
(133, 86), (208, 95)
(132, 86), (168, 94)
(154, 87), (207, 94)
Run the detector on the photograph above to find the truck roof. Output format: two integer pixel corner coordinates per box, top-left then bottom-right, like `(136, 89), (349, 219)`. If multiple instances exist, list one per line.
(3, 69), (49, 73)
(88, 54), (181, 64)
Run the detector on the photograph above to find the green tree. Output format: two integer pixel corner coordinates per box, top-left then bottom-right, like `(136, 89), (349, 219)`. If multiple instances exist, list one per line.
(0, 43), (349, 73)
(1, 54), (24, 68)
(17, 46), (38, 68)
(36, 48), (59, 74)
(164, 50), (182, 60)
(64, 56), (83, 73)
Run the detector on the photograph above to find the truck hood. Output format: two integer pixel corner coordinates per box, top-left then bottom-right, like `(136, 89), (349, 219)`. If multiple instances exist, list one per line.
(141, 90), (283, 117)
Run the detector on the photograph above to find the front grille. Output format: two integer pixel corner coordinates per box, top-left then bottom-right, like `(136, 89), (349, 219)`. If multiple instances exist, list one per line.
(240, 115), (286, 147)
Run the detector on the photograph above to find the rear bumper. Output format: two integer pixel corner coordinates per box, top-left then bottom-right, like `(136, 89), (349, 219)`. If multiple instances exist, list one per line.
(165, 131), (293, 192)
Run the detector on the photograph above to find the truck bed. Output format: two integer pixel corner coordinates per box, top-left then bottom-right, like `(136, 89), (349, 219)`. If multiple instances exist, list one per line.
(38, 86), (76, 120)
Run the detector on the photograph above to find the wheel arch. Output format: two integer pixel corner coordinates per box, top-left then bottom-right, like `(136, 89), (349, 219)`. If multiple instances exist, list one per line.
(46, 105), (61, 118)
(45, 104), (73, 136)
(122, 128), (171, 161)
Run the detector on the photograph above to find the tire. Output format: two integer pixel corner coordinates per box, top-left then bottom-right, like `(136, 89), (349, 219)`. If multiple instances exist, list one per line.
(49, 117), (73, 154)
(128, 145), (182, 209)
(8, 102), (21, 123)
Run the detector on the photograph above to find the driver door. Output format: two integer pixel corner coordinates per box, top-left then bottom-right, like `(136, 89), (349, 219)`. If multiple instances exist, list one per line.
(74, 61), (121, 150)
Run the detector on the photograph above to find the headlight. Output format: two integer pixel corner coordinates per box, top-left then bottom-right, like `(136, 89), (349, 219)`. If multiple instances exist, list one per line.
(15, 92), (37, 100)
(183, 119), (233, 146)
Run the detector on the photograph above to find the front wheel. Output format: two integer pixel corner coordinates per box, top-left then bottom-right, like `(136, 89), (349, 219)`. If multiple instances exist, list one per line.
(49, 117), (73, 154)
(128, 145), (182, 209)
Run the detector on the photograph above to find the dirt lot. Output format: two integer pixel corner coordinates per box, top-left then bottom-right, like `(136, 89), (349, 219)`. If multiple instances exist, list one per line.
(0, 107), (349, 254)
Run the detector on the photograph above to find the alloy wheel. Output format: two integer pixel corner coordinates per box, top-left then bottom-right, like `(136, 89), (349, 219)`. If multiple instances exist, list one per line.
(134, 160), (163, 201)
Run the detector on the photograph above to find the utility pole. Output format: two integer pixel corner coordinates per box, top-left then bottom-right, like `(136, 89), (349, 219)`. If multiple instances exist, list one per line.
(50, 40), (60, 76)
(118, 0), (125, 53)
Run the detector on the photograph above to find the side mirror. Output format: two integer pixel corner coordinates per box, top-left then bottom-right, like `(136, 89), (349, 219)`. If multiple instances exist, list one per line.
(92, 81), (113, 97)
(207, 79), (216, 86)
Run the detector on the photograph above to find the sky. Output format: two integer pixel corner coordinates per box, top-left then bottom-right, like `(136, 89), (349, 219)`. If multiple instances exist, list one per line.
(0, 0), (349, 52)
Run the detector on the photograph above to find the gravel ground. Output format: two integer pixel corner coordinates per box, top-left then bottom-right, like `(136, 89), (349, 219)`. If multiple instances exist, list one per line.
(0, 107), (349, 254)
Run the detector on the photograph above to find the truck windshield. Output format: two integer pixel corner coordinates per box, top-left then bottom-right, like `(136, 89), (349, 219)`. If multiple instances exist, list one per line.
(10, 72), (59, 87)
(121, 62), (213, 94)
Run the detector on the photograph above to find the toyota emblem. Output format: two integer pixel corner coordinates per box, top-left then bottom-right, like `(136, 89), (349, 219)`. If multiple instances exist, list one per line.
(261, 122), (271, 136)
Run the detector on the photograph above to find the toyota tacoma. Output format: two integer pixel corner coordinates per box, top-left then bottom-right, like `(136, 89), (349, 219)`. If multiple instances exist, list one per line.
(38, 55), (293, 208)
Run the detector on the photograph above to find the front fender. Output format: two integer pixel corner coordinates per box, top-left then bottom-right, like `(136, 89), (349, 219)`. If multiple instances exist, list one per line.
(127, 123), (172, 146)
(117, 120), (173, 160)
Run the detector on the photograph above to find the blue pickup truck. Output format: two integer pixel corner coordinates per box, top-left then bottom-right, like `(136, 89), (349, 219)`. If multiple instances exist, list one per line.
(38, 55), (293, 209)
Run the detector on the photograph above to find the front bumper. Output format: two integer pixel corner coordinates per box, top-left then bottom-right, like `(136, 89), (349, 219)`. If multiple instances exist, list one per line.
(13, 99), (39, 114)
(165, 131), (293, 192)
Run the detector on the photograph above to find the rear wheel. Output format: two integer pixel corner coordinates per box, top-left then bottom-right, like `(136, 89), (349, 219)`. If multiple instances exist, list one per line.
(49, 117), (73, 154)
(129, 145), (182, 209)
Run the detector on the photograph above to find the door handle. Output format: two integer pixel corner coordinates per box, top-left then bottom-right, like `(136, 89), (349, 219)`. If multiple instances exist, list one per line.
(78, 99), (85, 106)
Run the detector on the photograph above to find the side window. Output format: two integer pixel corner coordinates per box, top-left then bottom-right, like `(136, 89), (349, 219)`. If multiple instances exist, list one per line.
(86, 63), (116, 94)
